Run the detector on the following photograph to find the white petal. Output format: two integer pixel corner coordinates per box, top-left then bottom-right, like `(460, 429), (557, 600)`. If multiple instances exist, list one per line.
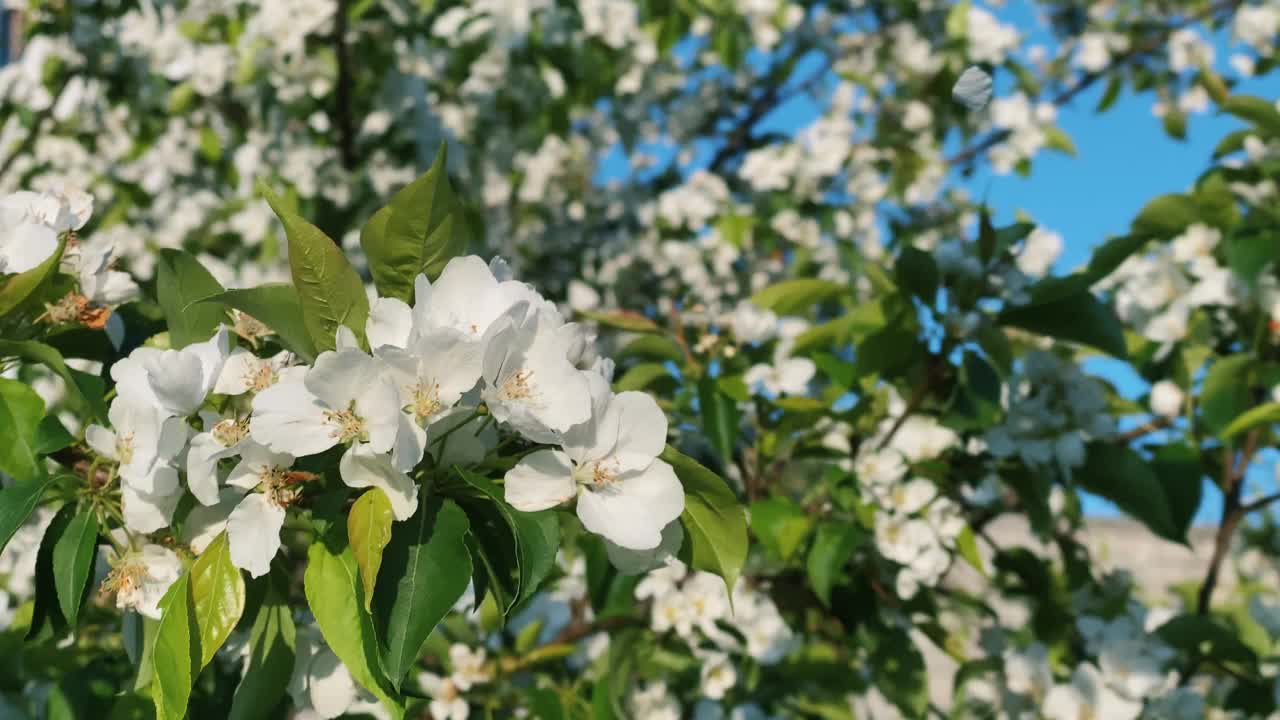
(602, 391), (667, 472)
(227, 493), (286, 578)
(339, 445), (419, 520)
(2, 220), (58, 273)
(85, 424), (117, 459)
(251, 379), (336, 456)
(307, 648), (358, 719)
(334, 324), (361, 351)
(953, 66), (993, 111)
(182, 488), (242, 553)
(367, 297), (413, 350)
(122, 479), (181, 533)
(577, 460), (684, 550)
(305, 348), (381, 411)
(605, 520), (683, 575)
(186, 431), (233, 506)
(144, 350), (207, 417)
(503, 450), (576, 512)
(226, 443), (294, 489)
(213, 347), (257, 395)
(392, 413), (427, 473)
(357, 377), (403, 454)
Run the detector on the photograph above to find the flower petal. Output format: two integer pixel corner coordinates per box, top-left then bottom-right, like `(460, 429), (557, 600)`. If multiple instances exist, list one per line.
(339, 445), (419, 520)
(227, 493), (286, 578)
(577, 459), (684, 550)
(251, 378), (335, 456)
(367, 297), (413, 350)
(503, 449), (576, 512)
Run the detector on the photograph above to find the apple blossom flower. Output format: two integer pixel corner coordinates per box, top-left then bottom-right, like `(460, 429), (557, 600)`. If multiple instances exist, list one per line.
(86, 398), (188, 494)
(418, 672), (469, 720)
(1149, 380), (1185, 418)
(504, 374), (682, 550)
(0, 186), (92, 274)
(100, 544), (183, 620)
(952, 66), (993, 112)
(1043, 663), (1142, 720)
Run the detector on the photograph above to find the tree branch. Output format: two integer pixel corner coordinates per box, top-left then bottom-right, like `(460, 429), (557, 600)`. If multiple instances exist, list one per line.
(332, 0), (357, 171)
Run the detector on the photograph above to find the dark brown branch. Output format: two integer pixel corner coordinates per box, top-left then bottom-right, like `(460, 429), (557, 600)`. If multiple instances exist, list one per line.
(1116, 416), (1173, 443)
(332, 0), (357, 171)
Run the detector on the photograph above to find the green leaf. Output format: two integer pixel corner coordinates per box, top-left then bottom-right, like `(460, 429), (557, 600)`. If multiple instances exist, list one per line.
(698, 375), (739, 466)
(792, 301), (885, 353)
(151, 576), (196, 720)
(0, 377), (46, 481)
(1221, 94), (1280, 137)
(1085, 235), (1150, 284)
(998, 291), (1127, 358)
(614, 363), (673, 392)
(304, 528), (404, 717)
(1156, 614), (1258, 667)
(1096, 75), (1122, 112)
(750, 496), (814, 561)
(870, 628), (928, 717)
(955, 526), (987, 578)
(0, 475), (57, 562)
(750, 278), (843, 315)
(34, 414), (74, 455)
(201, 284), (318, 362)
(189, 532), (246, 668)
(229, 572), (296, 720)
(361, 143), (466, 303)
(617, 335), (685, 364)
(0, 235), (65, 317)
(1200, 355), (1255, 436)
(894, 246), (939, 303)
(1149, 442), (1204, 540)
(1131, 193), (1198, 238)
(806, 521), (862, 606)
(374, 496), (471, 688)
(578, 309), (662, 334)
(455, 469), (559, 615)
(1220, 402), (1280, 441)
(1042, 126), (1077, 155)
(1077, 443), (1180, 542)
(155, 249), (228, 349)
(945, 0), (969, 39)
(1163, 108), (1188, 140)
(349, 488), (394, 612)
(664, 446), (747, 597)
(51, 509), (97, 626)
(262, 185), (370, 353)
(0, 340), (108, 422)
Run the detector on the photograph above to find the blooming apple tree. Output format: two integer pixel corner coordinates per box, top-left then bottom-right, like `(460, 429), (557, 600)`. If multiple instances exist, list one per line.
(3, 1), (1280, 719)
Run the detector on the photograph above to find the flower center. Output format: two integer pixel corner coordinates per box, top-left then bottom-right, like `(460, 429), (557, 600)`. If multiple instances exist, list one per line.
(575, 458), (619, 488)
(101, 560), (146, 602)
(212, 417), (249, 447)
(233, 311), (269, 342)
(245, 362), (278, 393)
(500, 368), (535, 401)
(408, 380), (442, 423)
(117, 432), (135, 465)
(324, 407), (367, 443)
(262, 465), (312, 507)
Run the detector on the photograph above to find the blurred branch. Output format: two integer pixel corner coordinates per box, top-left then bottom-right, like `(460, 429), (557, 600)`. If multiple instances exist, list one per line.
(1115, 416), (1172, 443)
(1194, 429), (1259, 616)
(332, 0), (357, 171)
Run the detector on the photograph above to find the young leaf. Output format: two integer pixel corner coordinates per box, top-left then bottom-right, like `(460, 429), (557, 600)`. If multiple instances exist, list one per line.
(806, 521), (862, 606)
(455, 469), (559, 616)
(750, 496), (814, 562)
(201, 284), (318, 362)
(52, 509), (98, 626)
(1077, 443), (1181, 543)
(894, 246), (939, 303)
(374, 495), (472, 688)
(261, 185), (370, 353)
(0, 377), (46, 482)
(1200, 354), (1254, 436)
(698, 375), (739, 467)
(577, 309), (662, 334)
(0, 340), (109, 422)
(750, 278), (843, 314)
(0, 235), (65, 317)
(1219, 402), (1280, 441)
(346, 488), (394, 613)
(0, 474), (58, 557)
(663, 446), (747, 596)
(151, 577), (196, 720)
(361, 143), (467, 303)
(228, 572), (296, 720)
(303, 528), (403, 716)
(998, 291), (1127, 358)
(1221, 94), (1280, 137)
(1130, 193), (1198, 238)
(155, 249), (228, 349)
(189, 532), (246, 669)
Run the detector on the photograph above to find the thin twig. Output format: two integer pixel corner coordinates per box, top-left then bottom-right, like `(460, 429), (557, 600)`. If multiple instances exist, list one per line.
(332, 0), (357, 171)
